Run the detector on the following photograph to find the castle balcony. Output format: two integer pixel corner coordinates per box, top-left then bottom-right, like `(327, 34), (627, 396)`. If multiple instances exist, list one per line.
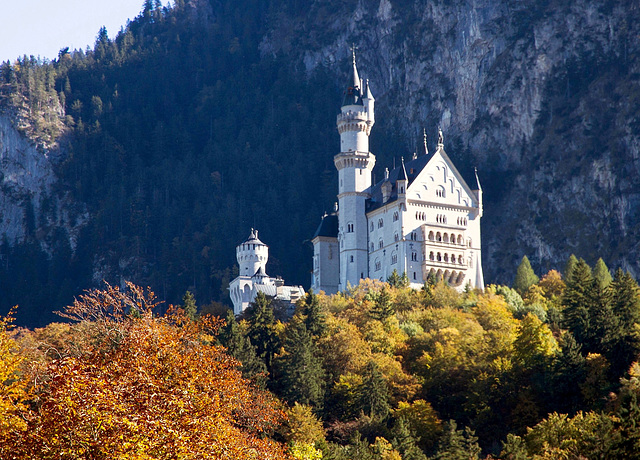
(337, 110), (368, 123)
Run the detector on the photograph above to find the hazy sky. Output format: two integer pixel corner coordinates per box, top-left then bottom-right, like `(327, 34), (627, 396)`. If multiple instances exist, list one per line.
(0, 0), (153, 63)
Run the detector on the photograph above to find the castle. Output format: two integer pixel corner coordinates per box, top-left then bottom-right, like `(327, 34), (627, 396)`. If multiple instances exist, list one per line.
(229, 229), (305, 315)
(311, 52), (484, 294)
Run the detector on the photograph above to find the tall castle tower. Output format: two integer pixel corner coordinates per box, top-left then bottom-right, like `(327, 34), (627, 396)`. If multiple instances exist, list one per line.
(334, 50), (376, 290)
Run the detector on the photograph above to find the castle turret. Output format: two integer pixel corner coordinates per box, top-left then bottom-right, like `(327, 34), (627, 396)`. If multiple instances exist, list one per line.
(236, 228), (268, 277)
(334, 49), (375, 291)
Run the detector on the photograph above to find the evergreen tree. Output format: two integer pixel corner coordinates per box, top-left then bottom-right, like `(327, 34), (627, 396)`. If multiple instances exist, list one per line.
(245, 291), (279, 371)
(433, 420), (481, 460)
(360, 360), (390, 420)
(220, 310), (267, 386)
(550, 332), (586, 414)
(181, 290), (197, 321)
(514, 255), (539, 295)
(391, 417), (427, 460)
(562, 258), (596, 350)
(388, 269), (409, 288)
(299, 291), (326, 338)
(565, 254), (579, 280)
(369, 287), (395, 321)
(593, 258), (613, 291)
(273, 319), (325, 408)
(608, 270), (640, 376)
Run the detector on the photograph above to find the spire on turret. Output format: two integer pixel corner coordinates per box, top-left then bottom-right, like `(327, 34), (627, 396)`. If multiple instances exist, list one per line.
(364, 78), (374, 100)
(398, 157), (408, 181)
(423, 128), (429, 155)
(438, 127), (444, 147)
(342, 44), (363, 107)
(474, 167), (482, 192)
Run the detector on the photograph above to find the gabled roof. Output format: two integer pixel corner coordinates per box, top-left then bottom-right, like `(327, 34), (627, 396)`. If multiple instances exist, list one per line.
(312, 213), (338, 239)
(366, 145), (478, 212)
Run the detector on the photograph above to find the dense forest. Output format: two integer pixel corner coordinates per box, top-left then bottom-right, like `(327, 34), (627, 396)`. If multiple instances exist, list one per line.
(3, 255), (640, 458)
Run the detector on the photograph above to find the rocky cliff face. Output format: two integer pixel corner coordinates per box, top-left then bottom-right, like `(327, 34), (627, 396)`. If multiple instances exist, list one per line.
(262, 0), (640, 281)
(0, 114), (85, 254)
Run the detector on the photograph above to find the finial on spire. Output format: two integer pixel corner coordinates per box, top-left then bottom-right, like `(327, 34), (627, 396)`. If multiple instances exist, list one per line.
(350, 43), (358, 64)
(423, 128), (428, 155)
(438, 127), (444, 146)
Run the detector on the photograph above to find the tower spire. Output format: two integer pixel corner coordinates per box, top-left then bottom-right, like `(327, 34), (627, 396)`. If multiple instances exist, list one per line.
(423, 128), (428, 155)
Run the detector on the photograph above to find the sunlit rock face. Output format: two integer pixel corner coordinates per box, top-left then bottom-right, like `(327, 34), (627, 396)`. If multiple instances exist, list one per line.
(262, 0), (640, 281)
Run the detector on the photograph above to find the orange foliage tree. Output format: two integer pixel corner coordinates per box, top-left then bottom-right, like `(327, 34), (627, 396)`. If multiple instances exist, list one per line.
(3, 282), (290, 460)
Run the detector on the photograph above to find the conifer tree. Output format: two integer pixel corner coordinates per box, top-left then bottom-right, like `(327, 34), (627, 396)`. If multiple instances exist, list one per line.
(391, 417), (427, 460)
(593, 258), (613, 291)
(388, 269), (409, 288)
(299, 291), (326, 338)
(369, 287), (395, 321)
(245, 291), (279, 371)
(565, 254), (579, 280)
(514, 255), (539, 295)
(360, 360), (390, 420)
(608, 270), (640, 375)
(433, 420), (481, 460)
(550, 332), (586, 413)
(562, 258), (596, 349)
(274, 319), (325, 408)
(181, 290), (197, 320)
(221, 310), (267, 386)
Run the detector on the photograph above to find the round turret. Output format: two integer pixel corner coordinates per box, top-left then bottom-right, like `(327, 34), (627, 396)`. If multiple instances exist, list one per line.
(236, 229), (269, 277)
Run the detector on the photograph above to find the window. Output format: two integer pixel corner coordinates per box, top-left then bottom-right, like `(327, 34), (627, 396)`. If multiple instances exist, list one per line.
(437, 252), (442, 262)
(370, 222), (374, 232)
(436, 186), (445, 198)
(444, 254), (449, 263)
(370, 243), (374, 252)
(378, 218), (384, 228)
(411, 252), (418, 261)
(429, 231), (434, 241)
(347, 223), (354, 233)
(393, 211), (399, 222)
(379, 239), (384, 249)
(375, 259), (381, 271)
(350, 255), (354, 263)
(413, 272), (417, 280)
(429, 252), (435, 261)
(391, 253), (397, 264)
(394, 233), (399, 242)
(436, 232), (442, 242)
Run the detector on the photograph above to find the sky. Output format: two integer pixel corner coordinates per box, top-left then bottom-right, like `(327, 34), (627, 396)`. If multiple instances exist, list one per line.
(0, 0), (152, 64)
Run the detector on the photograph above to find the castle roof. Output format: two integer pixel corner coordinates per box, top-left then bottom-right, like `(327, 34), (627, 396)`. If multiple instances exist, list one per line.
(241, 228), (265, 246)
(312, 213), (338, 239)
(342, 50), (364, 107)
(367, 153), (431, 211)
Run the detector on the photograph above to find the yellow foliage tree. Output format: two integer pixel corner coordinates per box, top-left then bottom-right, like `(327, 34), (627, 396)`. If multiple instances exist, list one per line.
(0, 311), (29, 439)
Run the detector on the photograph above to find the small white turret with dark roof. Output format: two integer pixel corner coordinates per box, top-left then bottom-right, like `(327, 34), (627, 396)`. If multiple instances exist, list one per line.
(229, 229), (305, 315)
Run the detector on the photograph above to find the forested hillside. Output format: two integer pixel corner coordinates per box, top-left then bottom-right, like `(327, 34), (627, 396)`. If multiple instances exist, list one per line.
(1, 0), (639, 325)
(4, 257), (640, 458)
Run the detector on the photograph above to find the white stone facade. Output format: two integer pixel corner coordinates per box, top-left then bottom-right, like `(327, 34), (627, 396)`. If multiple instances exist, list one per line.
(229, 229), (305, 315)
(311, 55), (484, 295)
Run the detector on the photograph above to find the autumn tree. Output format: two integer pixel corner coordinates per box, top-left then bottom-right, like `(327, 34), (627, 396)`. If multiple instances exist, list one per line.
(514, 255), (539, 295)
(3, 283), (290, 459)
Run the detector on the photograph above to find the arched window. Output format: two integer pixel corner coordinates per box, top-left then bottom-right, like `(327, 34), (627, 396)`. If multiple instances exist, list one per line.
(379, 239), (384, 249)
(391, 252), (398, 264)
(430, 252), (435, 261)
(411, 252), (418, 261)
(393, 211), (399, 222)
(378, 218), (384, 228)
(457, 235), (463, 245)
(370, 243), (375, 252)
(436, 232), (442, 242)
(347, 223), (354, 233)
(443, 234), (449, 243)
(429, 231), (434, 241)
(375, 259), (381, 271)
(436, 186), (445, 198)
(370, 222), (374, 232)
(350, 255), (354, 262)
(394, 233), (399, 242)
(444, 254), (449, 263)
(458, 255), (463, 264)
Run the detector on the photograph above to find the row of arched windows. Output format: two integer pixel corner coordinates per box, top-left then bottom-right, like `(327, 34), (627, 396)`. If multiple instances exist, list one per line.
(456, 217), (468, 226)
(416, 212), (427, 221)
(436, 214), (447, 224)
(428, 231), (471, 246)
(429, 252), (466, 265)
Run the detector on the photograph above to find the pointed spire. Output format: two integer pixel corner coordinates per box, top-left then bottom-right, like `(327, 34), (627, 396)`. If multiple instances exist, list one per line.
(423, 128), (429, 155)
(364, 78), (374, 100)
(342, 44), (363, 106)
(474, 167), (482, 191)
(350, 43), (360, 91)
(398, 157), (408, 181)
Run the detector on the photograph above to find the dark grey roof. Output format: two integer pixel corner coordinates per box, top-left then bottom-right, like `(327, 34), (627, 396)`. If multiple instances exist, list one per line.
(342, 54), (363, 106)
(312, 213), (338, 239)
(367, 154), (432, 212)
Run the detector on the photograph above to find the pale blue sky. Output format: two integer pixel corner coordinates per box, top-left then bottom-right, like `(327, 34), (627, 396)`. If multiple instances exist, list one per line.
(0, 0), (158, 63)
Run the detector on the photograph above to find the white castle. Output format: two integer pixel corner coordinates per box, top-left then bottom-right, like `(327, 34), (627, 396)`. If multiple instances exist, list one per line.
(229, 229), (305, 315)
(311, 52), (484, 294)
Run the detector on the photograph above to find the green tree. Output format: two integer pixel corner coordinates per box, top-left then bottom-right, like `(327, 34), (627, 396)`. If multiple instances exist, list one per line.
(245, 291), (280, 371)
(390, 417), (427, 460)
(388, 269), (409, 288)
(608, 270), (640, 375)
(593, 258), (613, 291)
(514, 255), (539, 295)
(433, 420), (481, 460)
(220, 310), (267, 385)
(182, 290), (197, 320)
(360, 360), (390, 420)
(562, 258), (596, 349)
(564, 254), (579, 280)
(274, 319), (325, 408)
(298, 291), (326, 338)
(369, 287), (395, 321)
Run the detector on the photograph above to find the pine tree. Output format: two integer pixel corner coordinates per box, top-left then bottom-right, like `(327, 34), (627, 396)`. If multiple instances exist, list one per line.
(608, 270), (640, 375)
(565, 254), (579, 280)
(387, 269), (409, 288)
(299, 291), (326, 338)
(562, 258), (596, 349)
(514, 255), (539, 295)
(391, 417), (427, 460)
(181, 290), (197, 321)
(550, 332), (586, 413)
(369, 287), (395, 321)
(433, 420), (481, 460)
(593, 258), (613, 291)
(245, 291), (279, 371)
(360, 360), (390, 420)
(274, 319), (325, 408)
(220, 310), (267, 386)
